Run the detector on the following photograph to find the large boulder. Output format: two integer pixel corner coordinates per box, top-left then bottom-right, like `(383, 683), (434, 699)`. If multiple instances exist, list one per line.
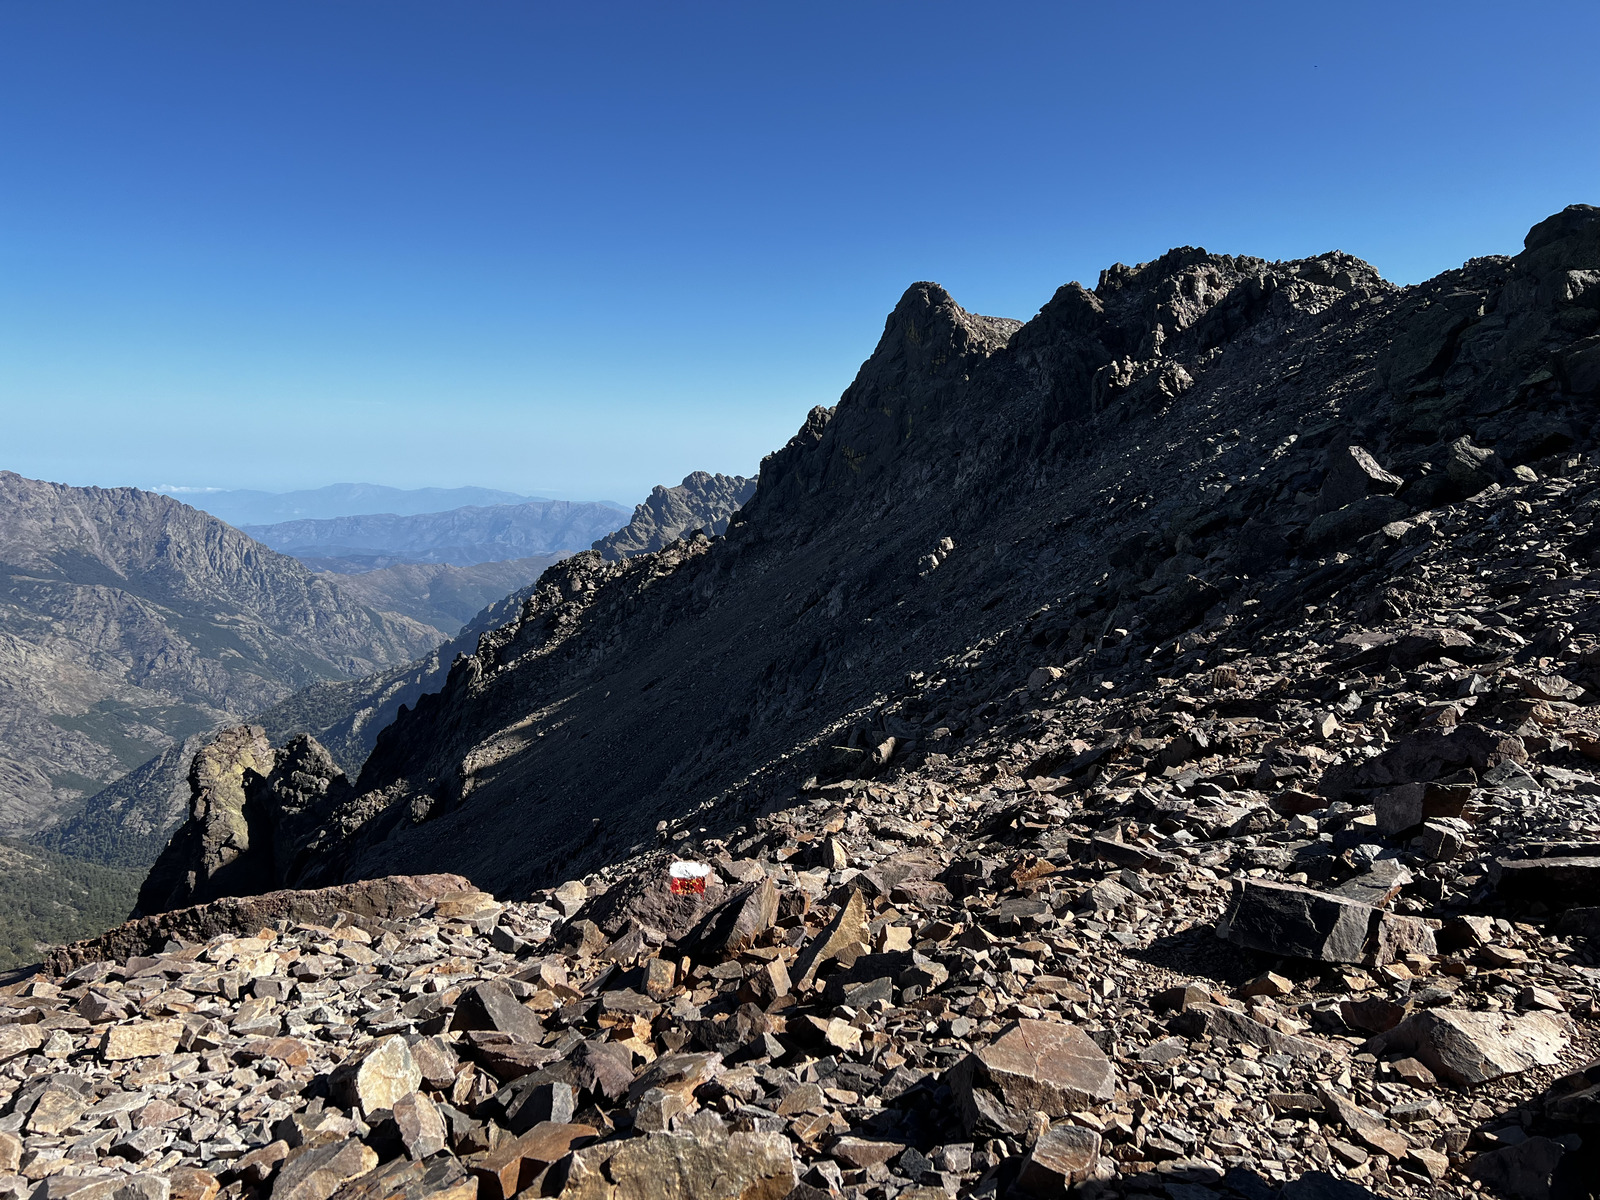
(1315, 445), (1404, 514)
(1366, 1009), (1572, 1087)
(946, 1019), (1115, 1136)
(330, 1035), (421, 1115)
(1216, 879), (1435, 965)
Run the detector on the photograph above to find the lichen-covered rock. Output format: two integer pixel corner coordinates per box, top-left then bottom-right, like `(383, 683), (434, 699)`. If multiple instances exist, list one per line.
(560, 1131), (794, 1200)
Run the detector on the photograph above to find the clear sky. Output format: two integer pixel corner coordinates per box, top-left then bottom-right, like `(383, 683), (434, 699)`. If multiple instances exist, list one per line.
(2, 2), (1596, 504)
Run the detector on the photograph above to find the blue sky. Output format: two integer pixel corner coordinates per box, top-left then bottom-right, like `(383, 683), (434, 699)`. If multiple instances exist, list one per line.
(2, 3), (1596, 505)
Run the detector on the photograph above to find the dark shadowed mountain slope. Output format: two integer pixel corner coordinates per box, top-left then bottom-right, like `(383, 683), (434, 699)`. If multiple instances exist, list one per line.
(138, 205), (1600, 910)
(593, 471), (756, 559)
(242, 500), (627, 566)
(0, 473), (440, 834)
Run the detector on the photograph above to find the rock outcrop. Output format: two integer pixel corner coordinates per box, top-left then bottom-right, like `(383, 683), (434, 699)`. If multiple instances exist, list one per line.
(592, 472), (756, 560)
(134, 729), (363, 916)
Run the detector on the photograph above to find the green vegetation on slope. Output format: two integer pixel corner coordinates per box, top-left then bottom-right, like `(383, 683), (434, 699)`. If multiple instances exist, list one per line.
(0, 840), (142, 970)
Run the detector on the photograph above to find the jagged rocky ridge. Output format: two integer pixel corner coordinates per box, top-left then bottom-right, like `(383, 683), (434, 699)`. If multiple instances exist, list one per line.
(150, 207), (1600, 900)
(592, 474), (756, 561)
(0, 476), (441, 836)
(12, 204), (1600, 1200)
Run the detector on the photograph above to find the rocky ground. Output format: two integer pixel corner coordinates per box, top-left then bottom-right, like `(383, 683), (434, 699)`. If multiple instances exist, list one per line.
(11, 447), (1600, 1198)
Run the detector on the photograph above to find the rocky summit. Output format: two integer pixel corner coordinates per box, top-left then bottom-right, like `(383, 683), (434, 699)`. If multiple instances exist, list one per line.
(9, 206), (1600, 1200)
(592, 474), (757, 561)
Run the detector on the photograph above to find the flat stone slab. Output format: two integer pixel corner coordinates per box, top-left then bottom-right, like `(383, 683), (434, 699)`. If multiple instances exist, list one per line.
(561, 1131), (795, 1200)
(949, 1018), (1115, 1130)
(1366, 1009), (1572, 1087)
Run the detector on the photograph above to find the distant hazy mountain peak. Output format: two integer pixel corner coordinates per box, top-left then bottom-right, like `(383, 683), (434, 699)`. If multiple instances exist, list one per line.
(593, 471), (757, 559)
(151, 482), (558, 527)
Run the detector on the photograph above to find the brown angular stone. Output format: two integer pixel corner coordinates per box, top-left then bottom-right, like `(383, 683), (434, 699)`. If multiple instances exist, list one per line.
(458, 1030), (559, 1082)
(1319, 1085), (1411, 1159)
(830, 1138), (906, 1169)
(776, 1082), (825, 1116)
(234, 1140), (289, 1185)
(410, 1036), (460, 1090)
(643, 957), (677, 999)
(1372, 911), (1437, 965)
(452, 978), (545, 1042)
(1169, 1003), (1324, 1060)
(240, 1036), (310, 1067)
(702, 876), (778, 957)
(27, 1088), (87, 1135)
(103, 1019), (183, 1060)
(392, 1091), (447, 1160)
(167, 1169), (218, 1200)
(1016, 1124), (1101, 1194)
(323, 1157), (476, 1200)
(561, 1131), (794, 1200)
(434, 890), (501, 920)
(948, 1019), (1115, 1132)
(469, 1122), (596, 1200)
(791, 889), (867, 988)
(331, 1035), (422, 1114)
(272, 1139), (379, 1200)
(1340, 996), (1409, 1034)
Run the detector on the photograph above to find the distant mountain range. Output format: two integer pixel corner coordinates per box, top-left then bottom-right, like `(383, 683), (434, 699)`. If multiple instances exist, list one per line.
(153, 483), (600, 527)
(0, 472), (440, 836)
(5, 466), (758, 957)
(242, 500), (629, 567)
